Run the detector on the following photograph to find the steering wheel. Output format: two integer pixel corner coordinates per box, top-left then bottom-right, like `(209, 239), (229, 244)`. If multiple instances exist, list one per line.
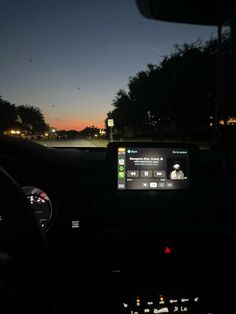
(0, 167), (51, 313)
(0, 166), (47, 257)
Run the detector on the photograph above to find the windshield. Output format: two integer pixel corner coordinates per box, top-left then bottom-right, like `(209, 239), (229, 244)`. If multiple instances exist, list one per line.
(0, 0), (232, 148)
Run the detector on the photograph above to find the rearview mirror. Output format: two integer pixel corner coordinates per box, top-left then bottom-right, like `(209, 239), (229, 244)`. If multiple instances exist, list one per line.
(136, 0), (233, 26)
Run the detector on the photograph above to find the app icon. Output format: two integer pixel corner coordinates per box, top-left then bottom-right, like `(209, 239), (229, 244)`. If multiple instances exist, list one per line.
(119, 165), (124, 171)
(118, 184), (125, 189)
(118, 147), (125, 152)
(118, 159), (125, 165)
(118, 172), (125, 178)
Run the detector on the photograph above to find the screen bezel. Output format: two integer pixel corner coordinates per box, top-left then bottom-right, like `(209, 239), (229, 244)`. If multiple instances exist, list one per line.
(107, 142), (199, 192)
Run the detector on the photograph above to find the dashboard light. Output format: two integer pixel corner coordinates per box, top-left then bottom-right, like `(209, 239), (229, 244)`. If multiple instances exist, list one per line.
(72, 220), (80, 229)
(164, 246), (171, 254)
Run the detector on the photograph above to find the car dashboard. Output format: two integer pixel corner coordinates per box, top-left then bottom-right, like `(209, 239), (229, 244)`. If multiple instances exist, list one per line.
(0, 136), (236, 313)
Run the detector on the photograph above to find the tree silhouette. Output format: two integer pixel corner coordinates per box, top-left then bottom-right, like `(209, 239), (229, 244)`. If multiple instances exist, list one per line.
(107, 31), (234, 140)
(0, 97), (17, 132)
(17, 105), (49, 132)
(0, 98), (49, 133)
(80, 126), (99, 137)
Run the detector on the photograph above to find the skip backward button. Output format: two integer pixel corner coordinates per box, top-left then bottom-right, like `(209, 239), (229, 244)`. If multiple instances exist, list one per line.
(127, 170), (139, 178)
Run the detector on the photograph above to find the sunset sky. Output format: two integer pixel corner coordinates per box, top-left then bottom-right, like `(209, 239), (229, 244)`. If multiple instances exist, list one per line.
(0, 0), (218, 131)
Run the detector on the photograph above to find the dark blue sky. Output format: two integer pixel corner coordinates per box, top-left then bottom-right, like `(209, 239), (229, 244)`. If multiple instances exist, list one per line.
(0, 0), (217, 130)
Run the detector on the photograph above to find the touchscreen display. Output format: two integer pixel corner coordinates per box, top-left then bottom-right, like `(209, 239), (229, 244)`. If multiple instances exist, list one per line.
(117, 147), (189, 190)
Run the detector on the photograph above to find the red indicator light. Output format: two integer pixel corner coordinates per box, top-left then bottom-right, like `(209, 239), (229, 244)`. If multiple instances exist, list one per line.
(164, 246), (171, 254)
(39, 192), (49, 201)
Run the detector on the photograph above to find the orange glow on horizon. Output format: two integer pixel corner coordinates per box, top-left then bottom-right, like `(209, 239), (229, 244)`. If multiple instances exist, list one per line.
(49, 119), (105, 131)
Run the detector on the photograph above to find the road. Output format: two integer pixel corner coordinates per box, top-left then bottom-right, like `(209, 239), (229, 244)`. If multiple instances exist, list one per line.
(34, 138), (108, 147)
